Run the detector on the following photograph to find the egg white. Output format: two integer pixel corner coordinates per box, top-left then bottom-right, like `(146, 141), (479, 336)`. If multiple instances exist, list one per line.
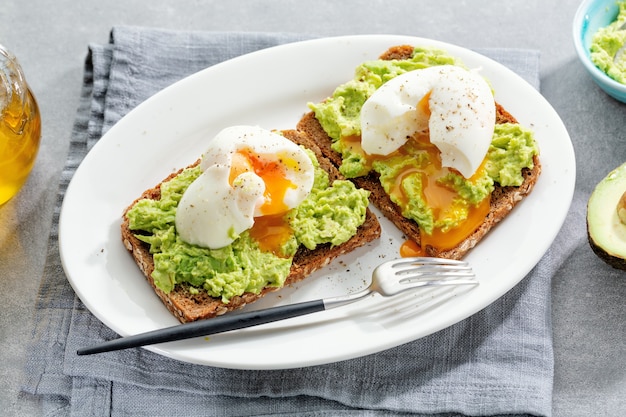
(175, 126), (314, 249)
(360, 65), (496, 178)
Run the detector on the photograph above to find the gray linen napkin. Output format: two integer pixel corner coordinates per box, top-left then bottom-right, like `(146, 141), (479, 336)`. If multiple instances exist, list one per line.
(23, 26), (575, 417)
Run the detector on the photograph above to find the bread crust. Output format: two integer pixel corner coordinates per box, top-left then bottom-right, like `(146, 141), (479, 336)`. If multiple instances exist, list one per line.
(121, 129), (381, 323)
(296, 45), (541, 260)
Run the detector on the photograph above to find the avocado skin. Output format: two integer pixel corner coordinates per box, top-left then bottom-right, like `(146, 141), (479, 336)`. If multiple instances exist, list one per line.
(586, 161), (626, 271)
(587, 219), (626, 270)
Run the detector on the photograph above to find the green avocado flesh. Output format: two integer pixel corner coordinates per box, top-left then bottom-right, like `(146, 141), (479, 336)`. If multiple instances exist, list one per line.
(587, 161), (626, 270)
(126, 148), (370, 302)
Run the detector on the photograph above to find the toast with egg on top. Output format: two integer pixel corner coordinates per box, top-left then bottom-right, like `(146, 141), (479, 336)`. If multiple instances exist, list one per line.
(297, 45), (541, 260)
(121, 129), (381, 323)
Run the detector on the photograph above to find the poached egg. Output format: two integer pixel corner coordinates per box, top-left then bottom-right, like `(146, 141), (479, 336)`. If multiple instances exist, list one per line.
(360, 65), (495, 179)
(175, 126), (315, 250)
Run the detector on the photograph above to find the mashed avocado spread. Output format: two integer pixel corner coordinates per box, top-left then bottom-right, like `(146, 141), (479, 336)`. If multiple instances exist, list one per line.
(126, 148), (369, 302)
(590, 0), (626, 84)
(309, 46), (538, 237)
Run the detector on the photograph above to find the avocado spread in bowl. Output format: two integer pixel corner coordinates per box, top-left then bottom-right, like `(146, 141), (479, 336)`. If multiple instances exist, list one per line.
(590, 0), (626, 84)
(574, 0), (626, 102)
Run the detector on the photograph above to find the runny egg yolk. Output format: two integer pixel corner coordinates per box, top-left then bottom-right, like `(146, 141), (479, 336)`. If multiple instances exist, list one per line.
(417, 90), (431, 118)
(247, 213), (294, 256)
(393, 135), (491, 255)
(399, 196), (491, 257)
(229, 149), (297, 256)
(344, 103), (491, 256)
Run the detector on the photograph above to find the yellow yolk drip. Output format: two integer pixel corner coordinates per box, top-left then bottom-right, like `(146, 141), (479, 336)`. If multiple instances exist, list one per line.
(229, 149), (297, 256)
(343, 115), (491, 257)
(418, 196), (491, 251)
(399, 193), (490, 257)
(248, 214), (294, 256)
(395, 135), (490, 254)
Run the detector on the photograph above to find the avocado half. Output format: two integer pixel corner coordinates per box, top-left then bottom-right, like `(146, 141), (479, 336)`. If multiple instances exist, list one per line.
(587, 161), (626, 270)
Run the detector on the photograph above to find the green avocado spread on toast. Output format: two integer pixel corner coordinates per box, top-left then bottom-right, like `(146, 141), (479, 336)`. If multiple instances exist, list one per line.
(126, 148), (369, 303)
(309, 46), (538, 236)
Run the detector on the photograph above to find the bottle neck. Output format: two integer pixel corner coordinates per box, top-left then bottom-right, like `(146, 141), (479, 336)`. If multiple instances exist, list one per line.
(0, 45), (28, 113)
(0, 45), (30, 134)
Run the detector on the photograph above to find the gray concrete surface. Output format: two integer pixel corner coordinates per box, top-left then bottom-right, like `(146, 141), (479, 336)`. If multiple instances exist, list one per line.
(1, 1), (624, 415)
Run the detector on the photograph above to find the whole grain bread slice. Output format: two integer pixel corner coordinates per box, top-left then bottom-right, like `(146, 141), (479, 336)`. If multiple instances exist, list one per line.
(121, 129), (381, 323)
(296, 45), (541, 260)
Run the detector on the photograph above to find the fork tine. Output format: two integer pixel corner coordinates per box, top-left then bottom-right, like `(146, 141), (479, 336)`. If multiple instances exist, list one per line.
(391, 258), (472, 275)
(394, 264), (473, 274)
(389, 257), (476, 283)
(398, 269), (476, 283)
(398, 278), (479, 289)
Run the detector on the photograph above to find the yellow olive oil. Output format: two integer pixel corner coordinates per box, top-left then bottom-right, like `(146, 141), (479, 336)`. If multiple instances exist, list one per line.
(0, 47), (41, 206)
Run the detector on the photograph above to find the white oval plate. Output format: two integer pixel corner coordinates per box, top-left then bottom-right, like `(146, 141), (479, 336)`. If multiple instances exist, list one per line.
(59, 35), (575, 369)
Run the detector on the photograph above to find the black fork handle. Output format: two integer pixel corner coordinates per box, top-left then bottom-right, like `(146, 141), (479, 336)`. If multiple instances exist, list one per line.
(77, 299), (325, 355)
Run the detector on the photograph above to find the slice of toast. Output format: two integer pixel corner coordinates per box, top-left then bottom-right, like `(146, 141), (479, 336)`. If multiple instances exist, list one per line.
(297, 45), (541, 260)
(121, 129), (381, 323)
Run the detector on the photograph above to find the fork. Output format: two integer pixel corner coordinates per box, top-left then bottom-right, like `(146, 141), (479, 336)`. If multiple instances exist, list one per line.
(77, 257), (477, 355)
